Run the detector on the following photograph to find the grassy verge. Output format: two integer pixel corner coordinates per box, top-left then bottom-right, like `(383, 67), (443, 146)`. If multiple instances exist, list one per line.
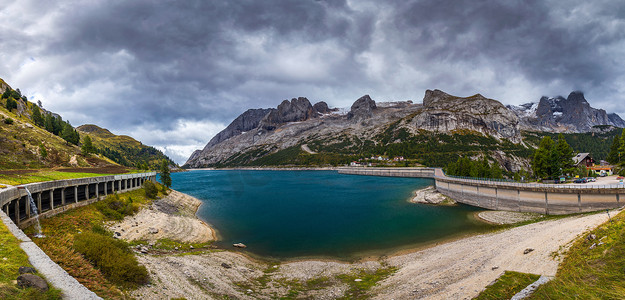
(0, 170), (114, 185)
(0, 220), (62, 299)
(474, 271), (540, 299)
(24, 185), (166, 299)
(531, 209), (625, 298)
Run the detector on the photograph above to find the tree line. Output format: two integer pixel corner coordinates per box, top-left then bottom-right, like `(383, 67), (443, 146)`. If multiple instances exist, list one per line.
(607, 129), (625, 175)
(445, 156), (504, 179)
(531, 134), (575, 179)
(3, 86), (80, 146)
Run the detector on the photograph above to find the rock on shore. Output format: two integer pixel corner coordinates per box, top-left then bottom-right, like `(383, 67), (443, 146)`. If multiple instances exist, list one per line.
(410, 186), (456, 205)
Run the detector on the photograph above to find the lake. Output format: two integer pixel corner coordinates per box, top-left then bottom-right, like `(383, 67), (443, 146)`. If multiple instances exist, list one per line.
(170, 170), (492, 260)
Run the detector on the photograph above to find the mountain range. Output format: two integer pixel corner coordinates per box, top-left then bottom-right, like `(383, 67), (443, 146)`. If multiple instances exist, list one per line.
(184, 90), (623, 170)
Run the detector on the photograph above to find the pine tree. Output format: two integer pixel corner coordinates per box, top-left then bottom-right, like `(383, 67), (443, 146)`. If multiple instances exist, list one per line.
(607, 134), (621, 164)
(81, 136), (96, 155)
(532, 136), (555, 179)
(160, 160), (172, 188)
(555, 134), (575, 175)
(619, 129), (625, 166)
(31, 105), (44, 127)
(44, 113), (54, 133)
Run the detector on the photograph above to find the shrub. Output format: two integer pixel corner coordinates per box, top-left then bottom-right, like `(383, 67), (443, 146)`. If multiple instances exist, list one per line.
(3, 118), (13, 125)
(95, 193), (138, 220)
(73, 232), (149, 287)
(143, 181), (158, 199)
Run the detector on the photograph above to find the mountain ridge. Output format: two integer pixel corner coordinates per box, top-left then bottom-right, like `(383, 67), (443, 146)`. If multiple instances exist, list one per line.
(184, 89), (622, 169)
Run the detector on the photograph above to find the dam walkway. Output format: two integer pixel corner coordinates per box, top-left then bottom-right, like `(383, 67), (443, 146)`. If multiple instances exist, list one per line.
(338, 167), (625, 215)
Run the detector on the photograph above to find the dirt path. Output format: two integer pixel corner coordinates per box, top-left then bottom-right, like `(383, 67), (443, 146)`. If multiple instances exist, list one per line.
(374, 211), (614, 299)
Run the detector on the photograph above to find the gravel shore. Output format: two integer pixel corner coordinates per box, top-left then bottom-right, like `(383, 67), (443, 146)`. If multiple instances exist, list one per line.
(119, 190), (615, 299)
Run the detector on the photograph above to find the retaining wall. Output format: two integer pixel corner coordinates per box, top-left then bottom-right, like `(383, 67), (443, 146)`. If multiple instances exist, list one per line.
(0, 172), (156, 299)
(338, 167), (625, 215)
(0, 172), (157, 228)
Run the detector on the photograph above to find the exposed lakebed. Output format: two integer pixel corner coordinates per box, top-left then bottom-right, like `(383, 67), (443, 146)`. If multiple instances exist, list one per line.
(170, 170), (492, 260)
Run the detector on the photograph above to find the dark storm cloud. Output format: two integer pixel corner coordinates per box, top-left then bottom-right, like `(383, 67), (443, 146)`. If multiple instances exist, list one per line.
(1, 0), (624, 163)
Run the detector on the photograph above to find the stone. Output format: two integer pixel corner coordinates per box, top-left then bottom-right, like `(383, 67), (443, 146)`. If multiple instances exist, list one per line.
(589, 243), (596, 249)
(140, 247), (149, 254)
(586, 234), (596, 241)
(18, 266), (37, 274)
(17, 274), (49, 292)
(148, 227), (159, 234)
(233, 243), (247, 248)
(114, 231), (121, 236)
(523, 248), (534, 254)
(221, 263), (232, 269)
(491, 266), (499, 270)
(354, 279), (363, 282)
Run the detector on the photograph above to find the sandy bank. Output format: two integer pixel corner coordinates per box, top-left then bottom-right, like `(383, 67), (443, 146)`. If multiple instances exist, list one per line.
(476, 211), (543, 225)
(108, 190), (215, 243)
(127, 199), (616, 299)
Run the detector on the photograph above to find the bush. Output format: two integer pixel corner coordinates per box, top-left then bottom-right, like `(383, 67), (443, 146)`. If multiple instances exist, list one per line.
(95, 193), (138, 220)
(3, 118), (13, 125)
(143, 181), (158, 199)
(73, 232), (148, 287)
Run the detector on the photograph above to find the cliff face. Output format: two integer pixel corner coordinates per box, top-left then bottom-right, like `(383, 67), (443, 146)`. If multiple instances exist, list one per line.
(508, 91), (624, 132)
(407, 90), (521, 142)
(260, 97), (316, 130)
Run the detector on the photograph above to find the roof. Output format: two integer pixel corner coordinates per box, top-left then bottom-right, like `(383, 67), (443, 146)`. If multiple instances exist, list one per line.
(573, 153), (591, 165)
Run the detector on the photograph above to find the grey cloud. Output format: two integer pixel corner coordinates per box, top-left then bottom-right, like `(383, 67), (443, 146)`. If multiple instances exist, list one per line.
(1, 0), (624, 163)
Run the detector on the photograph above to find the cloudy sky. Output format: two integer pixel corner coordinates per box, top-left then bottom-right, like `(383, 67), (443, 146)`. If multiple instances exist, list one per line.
(2, 0), (625, 164)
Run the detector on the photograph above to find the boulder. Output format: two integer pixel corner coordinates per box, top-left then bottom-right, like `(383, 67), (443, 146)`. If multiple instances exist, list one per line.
(17, 274), (48, 292)
(233, 243), (247, 248)
(148, 227), (159, 234)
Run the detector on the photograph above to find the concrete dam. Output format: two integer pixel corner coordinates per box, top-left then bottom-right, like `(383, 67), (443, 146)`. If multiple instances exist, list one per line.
(338, 167), (625, 215)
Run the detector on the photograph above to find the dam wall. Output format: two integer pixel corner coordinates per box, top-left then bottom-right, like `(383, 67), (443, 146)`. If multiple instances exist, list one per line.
(338, 167), (625, 215)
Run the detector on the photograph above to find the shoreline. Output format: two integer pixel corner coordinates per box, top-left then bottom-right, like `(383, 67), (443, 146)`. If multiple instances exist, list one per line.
(130, 190), (615, 299)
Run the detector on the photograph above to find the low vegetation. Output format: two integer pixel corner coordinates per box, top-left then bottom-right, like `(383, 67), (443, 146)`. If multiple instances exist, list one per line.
(0, 220), (62, 299)
(531, 209), (625, 298)
(26, 185), (166, 299)
(0, 169), (121, 185)
(474, 271), (539, 299)
(73, 231), (148, 287)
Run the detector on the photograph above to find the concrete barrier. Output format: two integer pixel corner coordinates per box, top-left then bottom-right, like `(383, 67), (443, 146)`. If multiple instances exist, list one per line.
(338, 167), (625, 215)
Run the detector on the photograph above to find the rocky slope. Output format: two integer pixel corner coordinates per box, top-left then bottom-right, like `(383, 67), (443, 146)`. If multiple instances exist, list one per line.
(507, 91), (625, 132)
(184, 90), (530, 170)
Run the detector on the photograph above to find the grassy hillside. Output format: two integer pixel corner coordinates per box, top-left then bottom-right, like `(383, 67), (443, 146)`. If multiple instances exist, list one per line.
(77, 124), (175, 169)
(0, 84), (97, 169)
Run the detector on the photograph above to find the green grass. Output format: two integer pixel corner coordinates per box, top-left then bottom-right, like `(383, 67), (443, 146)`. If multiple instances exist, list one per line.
(0, 171), (112, 185)
(474, 271), (540, 299)
(24, 185), (167, 299)
(336, 266), (398, 300)
(530, 209), (625, 298)
(0, 220), (62, 299)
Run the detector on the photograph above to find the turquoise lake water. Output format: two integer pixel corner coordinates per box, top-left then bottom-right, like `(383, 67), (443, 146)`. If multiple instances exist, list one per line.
(169, 170), (492, 260)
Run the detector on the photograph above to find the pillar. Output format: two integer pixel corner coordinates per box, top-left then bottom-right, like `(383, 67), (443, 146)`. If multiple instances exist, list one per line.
(37, 193), (42, 213)
(96, 183), (99, 199)
(15, 199), (20, 225)
(26, 196), (31, 219)
(85, 185), (89, 200)
(578, 193), (582, 212)
(544, 192), (549, 215)
(74, 186), (78, 203)
(50, 189), (54, 210)
(61, 188), (66, 206)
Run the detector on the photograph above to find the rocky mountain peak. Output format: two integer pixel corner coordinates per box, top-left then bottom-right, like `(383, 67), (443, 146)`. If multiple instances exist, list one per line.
(347, 95), (377, 120)
(313, 101), (332, 114)
(260, 97), (316, 130)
